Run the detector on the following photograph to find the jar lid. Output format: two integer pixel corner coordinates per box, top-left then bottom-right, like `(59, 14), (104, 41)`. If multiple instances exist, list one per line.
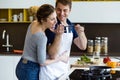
(95, 37), (101, 40)
(102, 37), (108, 40)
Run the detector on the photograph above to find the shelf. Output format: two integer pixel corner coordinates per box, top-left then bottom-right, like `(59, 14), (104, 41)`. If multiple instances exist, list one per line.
(0, 8), (32, 23)
(0, 21), (31, 23)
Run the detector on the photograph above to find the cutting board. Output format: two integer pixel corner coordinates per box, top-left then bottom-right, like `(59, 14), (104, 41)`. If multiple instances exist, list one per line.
(70, 61), (106, 68)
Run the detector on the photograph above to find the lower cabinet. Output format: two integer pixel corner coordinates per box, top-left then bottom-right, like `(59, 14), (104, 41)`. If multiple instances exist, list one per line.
(0, 55), (21, 80)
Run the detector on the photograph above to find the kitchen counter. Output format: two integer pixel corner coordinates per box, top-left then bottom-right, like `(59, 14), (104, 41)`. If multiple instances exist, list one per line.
(0, 52), (120, 56)
(0, 52), (22, 56)
(0, 52), (120, 80)
(70, 52), (120, 56)
(68, 56), (120, 80)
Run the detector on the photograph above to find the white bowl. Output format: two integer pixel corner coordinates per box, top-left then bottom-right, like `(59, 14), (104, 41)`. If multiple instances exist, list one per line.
(0, 18), (7, 21)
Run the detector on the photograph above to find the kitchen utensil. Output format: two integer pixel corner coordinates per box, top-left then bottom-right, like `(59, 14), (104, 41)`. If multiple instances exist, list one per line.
(13, 49), (23, 54)
(64, 25), (72, 33)
(69, 69), (120, 80)
(90, 66), (111, 75)
(18, 12), (23, 21)
(12, 14), (18, 22)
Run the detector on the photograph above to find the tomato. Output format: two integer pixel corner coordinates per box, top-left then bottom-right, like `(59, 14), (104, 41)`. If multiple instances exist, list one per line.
(103, 56), (111, 63)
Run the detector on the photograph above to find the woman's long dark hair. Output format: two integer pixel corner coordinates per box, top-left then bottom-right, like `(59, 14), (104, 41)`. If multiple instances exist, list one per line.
(36, 4), (55, 24)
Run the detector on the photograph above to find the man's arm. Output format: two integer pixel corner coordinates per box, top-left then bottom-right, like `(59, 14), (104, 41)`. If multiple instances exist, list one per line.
(73, 24), (87, 50)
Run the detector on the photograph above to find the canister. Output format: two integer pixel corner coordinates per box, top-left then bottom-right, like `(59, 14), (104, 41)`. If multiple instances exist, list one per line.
(87, 39), (94, 53)
(101, 37), (108, 54)
(94, 39), (101, 53)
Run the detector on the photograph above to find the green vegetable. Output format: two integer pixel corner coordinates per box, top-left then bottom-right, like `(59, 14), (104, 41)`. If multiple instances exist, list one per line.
(80, 54), (91, 63)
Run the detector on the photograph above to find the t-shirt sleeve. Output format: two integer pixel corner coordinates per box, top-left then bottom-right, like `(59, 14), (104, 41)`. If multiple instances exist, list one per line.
(36, 34), (47, 64)
(72, 24), (78, 39)
(45, 29), (55, 45)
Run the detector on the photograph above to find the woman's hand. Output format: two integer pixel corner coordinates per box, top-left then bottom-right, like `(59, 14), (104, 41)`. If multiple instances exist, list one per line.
(58, 51), (69, 63)
(50, 24), (64, 35)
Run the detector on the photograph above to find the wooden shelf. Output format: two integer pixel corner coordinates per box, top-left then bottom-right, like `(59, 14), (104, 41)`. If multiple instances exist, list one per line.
(0, 8), (32, 23)
(0, 21), (30, 23)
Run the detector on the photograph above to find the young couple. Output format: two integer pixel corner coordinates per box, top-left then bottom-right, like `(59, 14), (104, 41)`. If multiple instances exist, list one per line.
(16, 0), (87, 80)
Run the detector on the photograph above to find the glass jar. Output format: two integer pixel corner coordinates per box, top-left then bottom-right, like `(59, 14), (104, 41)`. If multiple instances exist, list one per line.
(94, 39), (101, 53)
(101, 37), (108, 54)
(93, 52), (100, 64)
(87, 40), (94, 53)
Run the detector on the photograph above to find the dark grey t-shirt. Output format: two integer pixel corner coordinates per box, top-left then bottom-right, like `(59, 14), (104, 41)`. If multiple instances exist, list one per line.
(22, 24), (47, 64)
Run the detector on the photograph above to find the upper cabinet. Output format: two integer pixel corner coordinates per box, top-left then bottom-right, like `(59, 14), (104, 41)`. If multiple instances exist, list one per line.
(0, 8), (32, 23)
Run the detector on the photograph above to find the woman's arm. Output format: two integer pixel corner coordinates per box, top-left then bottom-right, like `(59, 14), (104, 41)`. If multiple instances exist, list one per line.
(47, 24), (64, 59)
(40, 51), (69, 66)
(36, 31), (68, 66)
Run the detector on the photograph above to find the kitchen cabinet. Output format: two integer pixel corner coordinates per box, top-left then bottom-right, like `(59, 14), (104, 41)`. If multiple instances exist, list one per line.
(13, 56), (21, 80)
(0, 8), (31, 23)
(0, 55), (21, 80)
(0, 8), (30, 52)
(0, 56), (13, 80)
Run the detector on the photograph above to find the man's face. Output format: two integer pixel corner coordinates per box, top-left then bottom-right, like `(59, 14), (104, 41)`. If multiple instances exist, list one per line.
(56, 2), (71, 22)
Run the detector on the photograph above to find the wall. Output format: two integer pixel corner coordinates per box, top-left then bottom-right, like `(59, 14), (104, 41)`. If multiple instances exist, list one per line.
(71, 23), (120, 54)
(69, 2), (120, 23)
(0, 0), (55, 8)
(0, 23), (29, 51)
(1, 1), (120, 23)
(0, 1), (120, 53)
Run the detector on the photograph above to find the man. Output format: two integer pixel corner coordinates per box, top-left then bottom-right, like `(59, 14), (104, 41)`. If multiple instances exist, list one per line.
(40, 0), (87, 79)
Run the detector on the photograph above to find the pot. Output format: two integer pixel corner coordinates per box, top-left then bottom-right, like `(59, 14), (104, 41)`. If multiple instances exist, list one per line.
(89, 66), (111, 75)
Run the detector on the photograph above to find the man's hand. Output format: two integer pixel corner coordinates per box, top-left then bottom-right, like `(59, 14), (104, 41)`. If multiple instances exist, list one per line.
(74, 24), (84, 34)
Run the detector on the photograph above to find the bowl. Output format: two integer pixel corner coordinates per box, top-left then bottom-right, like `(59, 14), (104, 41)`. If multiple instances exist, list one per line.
(0, 18), (7, 21)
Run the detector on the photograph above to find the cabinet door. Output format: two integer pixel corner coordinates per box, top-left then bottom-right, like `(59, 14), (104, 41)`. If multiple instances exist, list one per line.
(0, 56), (14, 80)
(0, 9), (8, 22)
(13, 56), (21, 80)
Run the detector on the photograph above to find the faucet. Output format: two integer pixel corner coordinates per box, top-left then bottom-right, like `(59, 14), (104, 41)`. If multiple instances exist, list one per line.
(2, 30), (13, 52)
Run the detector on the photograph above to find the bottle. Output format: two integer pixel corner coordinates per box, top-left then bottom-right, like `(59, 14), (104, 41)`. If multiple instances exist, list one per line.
(87, 39), (94, 54)
(93, 52), (100, 64)
(101, 37), (108, 54)
(94, 39), (101, 53)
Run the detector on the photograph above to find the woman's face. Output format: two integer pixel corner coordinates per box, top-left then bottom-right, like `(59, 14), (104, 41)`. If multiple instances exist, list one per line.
(46, 11), (57, 30)
(56, 2), (71, 22)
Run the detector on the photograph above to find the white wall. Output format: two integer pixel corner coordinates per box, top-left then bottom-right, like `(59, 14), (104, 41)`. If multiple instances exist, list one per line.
(69, 2), (120, 23)
(0, 0), (55, 8)
(0, 1), (120, 22)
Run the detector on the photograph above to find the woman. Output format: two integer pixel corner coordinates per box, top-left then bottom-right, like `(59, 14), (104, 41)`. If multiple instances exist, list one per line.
(15, 4), (67, 80)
